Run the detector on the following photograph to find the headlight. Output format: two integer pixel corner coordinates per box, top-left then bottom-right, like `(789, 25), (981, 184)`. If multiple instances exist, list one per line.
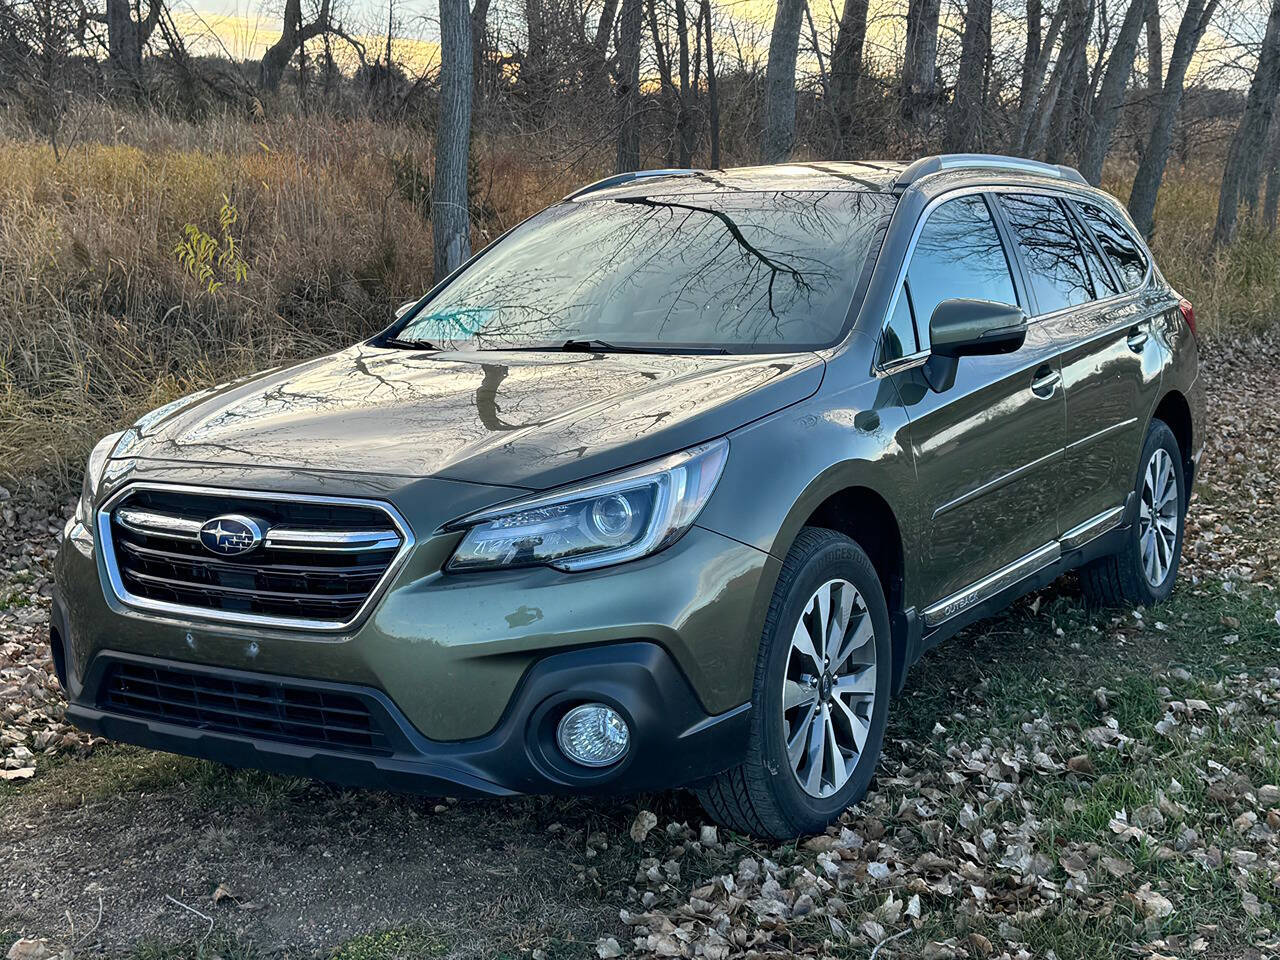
(447, 438), (729, 572)
(74, 430), (126, 528)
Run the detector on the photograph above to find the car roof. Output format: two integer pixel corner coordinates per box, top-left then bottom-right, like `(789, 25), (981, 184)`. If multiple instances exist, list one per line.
(565, 155), (1100, 204)
(566, 162), (911, 200)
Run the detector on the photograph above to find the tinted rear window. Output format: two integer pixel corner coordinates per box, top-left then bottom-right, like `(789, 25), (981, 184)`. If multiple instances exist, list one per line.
(1073, 200), (1149, 290)
(392, 191), (896, 352)
(998, 194), (1093, 315)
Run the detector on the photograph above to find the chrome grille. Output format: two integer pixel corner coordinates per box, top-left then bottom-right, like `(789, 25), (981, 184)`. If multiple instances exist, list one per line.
(99, 485), (412, 630)
(100, 659), (394, 755)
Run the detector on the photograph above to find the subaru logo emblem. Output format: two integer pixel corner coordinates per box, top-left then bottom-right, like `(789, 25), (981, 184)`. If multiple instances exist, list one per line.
(199, 515), (264, 557)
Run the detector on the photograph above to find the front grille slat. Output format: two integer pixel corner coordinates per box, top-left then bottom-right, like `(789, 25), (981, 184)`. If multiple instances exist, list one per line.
(100, 661), (394, 755)
(103, 486), (408, 627)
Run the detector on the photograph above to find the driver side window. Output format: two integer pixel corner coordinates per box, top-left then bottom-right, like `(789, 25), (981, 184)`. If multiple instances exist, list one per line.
(904, 194), (1018, 352)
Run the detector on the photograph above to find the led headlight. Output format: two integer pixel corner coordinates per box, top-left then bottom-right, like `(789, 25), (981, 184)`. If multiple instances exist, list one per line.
(447, 438), (729, 572)
(74, 430), (126, 529)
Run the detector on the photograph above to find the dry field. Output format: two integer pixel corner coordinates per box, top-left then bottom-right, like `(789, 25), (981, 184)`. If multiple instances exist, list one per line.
(1, 106), (1279, 960)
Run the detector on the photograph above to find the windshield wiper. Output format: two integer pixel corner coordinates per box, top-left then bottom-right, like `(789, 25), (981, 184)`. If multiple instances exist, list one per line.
(558, 339), (730, 356)
(377, 337), (439, 351)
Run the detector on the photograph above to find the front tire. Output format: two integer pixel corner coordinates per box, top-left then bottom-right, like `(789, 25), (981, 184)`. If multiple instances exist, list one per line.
(1081, 418), (1187, 608)
(695, 527), (892, 839)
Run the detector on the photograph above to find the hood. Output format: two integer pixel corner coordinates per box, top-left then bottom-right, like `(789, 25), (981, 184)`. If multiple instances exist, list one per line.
(116, 343), (825, 489)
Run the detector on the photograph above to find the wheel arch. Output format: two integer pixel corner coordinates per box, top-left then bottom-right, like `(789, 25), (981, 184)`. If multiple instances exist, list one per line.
(1151, 389), (1194, 487)
(766, 468), (917, 694)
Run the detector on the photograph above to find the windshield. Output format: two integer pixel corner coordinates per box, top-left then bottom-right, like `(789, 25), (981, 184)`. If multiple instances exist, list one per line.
(388, 190), (896, 352)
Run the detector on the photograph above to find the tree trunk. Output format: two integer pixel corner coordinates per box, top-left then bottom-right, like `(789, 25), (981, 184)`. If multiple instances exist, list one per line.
(594, 0), (620, 53)
(830, 0), (869, 154)
(434, 0), (473, 282)
(675, 0), (695, 166)
(901, 0), (941, 118)
(1020, 0), (1042, 108)
(703, 0), (720, 167)
(1145, 0), (1162, 94)
(615, 0), (643, 172)
(945, 0), (992, 151)
(1213, 0), (1280, 245)
(471, 0), (492, 95)
(1044, 0), (1093, 163)
(761, 0), (805, 162)
(1079, 0), (1149, 184)
(261, 0), (307, 91)
(1013, 0), (1068, 152)
(1128, 0), (1220, 237)
(105, 0), (162, 78)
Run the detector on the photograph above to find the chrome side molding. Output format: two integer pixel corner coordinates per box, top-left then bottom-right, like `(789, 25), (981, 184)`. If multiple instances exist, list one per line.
(923, 543), (1060, 627)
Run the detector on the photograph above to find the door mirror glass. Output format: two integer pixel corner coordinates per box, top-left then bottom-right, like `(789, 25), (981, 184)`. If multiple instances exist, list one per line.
(929, 298), (1026, 358)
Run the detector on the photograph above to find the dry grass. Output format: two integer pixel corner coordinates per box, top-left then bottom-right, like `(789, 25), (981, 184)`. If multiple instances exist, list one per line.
(0, 102), (1276, 490)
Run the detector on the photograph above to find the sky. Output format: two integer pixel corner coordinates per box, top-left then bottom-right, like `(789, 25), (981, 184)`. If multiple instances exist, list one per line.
(176, 0), (1261, 88)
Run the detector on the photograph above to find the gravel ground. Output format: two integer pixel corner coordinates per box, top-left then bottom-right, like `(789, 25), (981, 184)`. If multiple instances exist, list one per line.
(2, 333), (1278, 959)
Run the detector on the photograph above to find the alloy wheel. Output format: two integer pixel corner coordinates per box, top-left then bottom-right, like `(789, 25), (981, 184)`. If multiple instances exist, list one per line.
(1138, 447), (1179, 588)
(782, 578), (878, 798)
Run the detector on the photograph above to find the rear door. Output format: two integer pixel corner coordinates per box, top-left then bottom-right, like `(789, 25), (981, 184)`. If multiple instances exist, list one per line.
(996, 191), (1164, 546)
(879, 192), (1066, 626)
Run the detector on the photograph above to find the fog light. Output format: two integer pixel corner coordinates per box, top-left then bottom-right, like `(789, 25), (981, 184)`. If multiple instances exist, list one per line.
(556, 703), (630, 767)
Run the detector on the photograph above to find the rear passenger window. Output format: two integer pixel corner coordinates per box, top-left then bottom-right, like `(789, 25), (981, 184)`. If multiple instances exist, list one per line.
(906, 195), (1017, 350)
(1073, 200), (1149, 290)
(998, 194), (1093, 315)
(1071, 211), (1120, 298)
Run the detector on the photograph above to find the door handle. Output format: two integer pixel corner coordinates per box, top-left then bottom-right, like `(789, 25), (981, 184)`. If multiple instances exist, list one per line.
(1126, 325), (1149, 352)
(1030, 365), (1061, 399)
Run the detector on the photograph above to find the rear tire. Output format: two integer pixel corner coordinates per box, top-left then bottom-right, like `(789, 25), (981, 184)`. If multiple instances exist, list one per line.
(695, 527), (891, 839)
(1081, 419), (1186, 608)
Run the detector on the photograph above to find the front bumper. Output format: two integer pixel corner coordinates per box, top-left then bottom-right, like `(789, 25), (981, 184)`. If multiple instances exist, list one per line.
(55, 633), (750, 796)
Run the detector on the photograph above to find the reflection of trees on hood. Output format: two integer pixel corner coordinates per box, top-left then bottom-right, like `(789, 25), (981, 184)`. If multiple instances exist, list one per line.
(399, 190), (894, 349)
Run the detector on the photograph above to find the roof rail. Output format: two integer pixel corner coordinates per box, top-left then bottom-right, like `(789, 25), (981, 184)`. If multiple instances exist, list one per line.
(893, 154), (1088, 190)
(563, 168), (702, 201)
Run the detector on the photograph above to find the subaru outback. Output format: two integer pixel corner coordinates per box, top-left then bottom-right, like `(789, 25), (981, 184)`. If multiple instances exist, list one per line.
(53, 154), (1204, 838)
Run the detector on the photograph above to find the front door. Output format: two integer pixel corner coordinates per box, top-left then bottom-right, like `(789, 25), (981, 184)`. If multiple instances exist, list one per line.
(880, 192), (1066, 626)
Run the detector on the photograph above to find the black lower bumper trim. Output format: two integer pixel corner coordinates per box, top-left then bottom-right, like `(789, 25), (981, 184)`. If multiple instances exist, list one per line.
(65, 642), (751, 797)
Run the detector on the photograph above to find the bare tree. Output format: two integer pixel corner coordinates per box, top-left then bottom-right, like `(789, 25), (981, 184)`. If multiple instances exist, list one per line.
(1079, 0), (1150, 184)
(1020, 0), (1042, 107)
(471, 0), (491, 93)
(761, 0), (804, 161)
(615, 0), (643, 171)
(99, 0), (162, 78)
(1014, 1), (1068, 152)
(901, 0), (941, 118)
(702, 0), (720, 167)
(945, 0), (992, 151)
(1145, 0), (1162, 94)
(1044, 0), (1093, 163)
(830, 0), (868, 154)
(1127, 0), (1221, 237)
(259, 0), (363, 93)
(674, 0), (695, 166)
(1213, 0), (1280, 244)
(434, 0), (473, 281)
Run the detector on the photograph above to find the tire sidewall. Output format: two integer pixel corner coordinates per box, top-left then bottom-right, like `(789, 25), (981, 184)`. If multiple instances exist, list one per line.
(1128, 421), (1186, 603)
(757, 533), (892, 834)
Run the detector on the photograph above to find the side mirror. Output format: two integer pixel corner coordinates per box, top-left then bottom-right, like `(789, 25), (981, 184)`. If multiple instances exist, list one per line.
(923, 299), (1027, 392)
(395, 300), (419, 320)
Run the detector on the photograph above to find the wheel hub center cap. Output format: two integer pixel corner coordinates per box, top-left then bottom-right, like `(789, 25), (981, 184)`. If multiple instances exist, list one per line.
(820, 672), (833, 701)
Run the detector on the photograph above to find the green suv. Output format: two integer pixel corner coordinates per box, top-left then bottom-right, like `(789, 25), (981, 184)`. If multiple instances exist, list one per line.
(53, 155), (1204, 838)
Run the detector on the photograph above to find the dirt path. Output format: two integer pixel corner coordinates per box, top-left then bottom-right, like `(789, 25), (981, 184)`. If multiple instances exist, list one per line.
(3, 333), (1279, 960)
